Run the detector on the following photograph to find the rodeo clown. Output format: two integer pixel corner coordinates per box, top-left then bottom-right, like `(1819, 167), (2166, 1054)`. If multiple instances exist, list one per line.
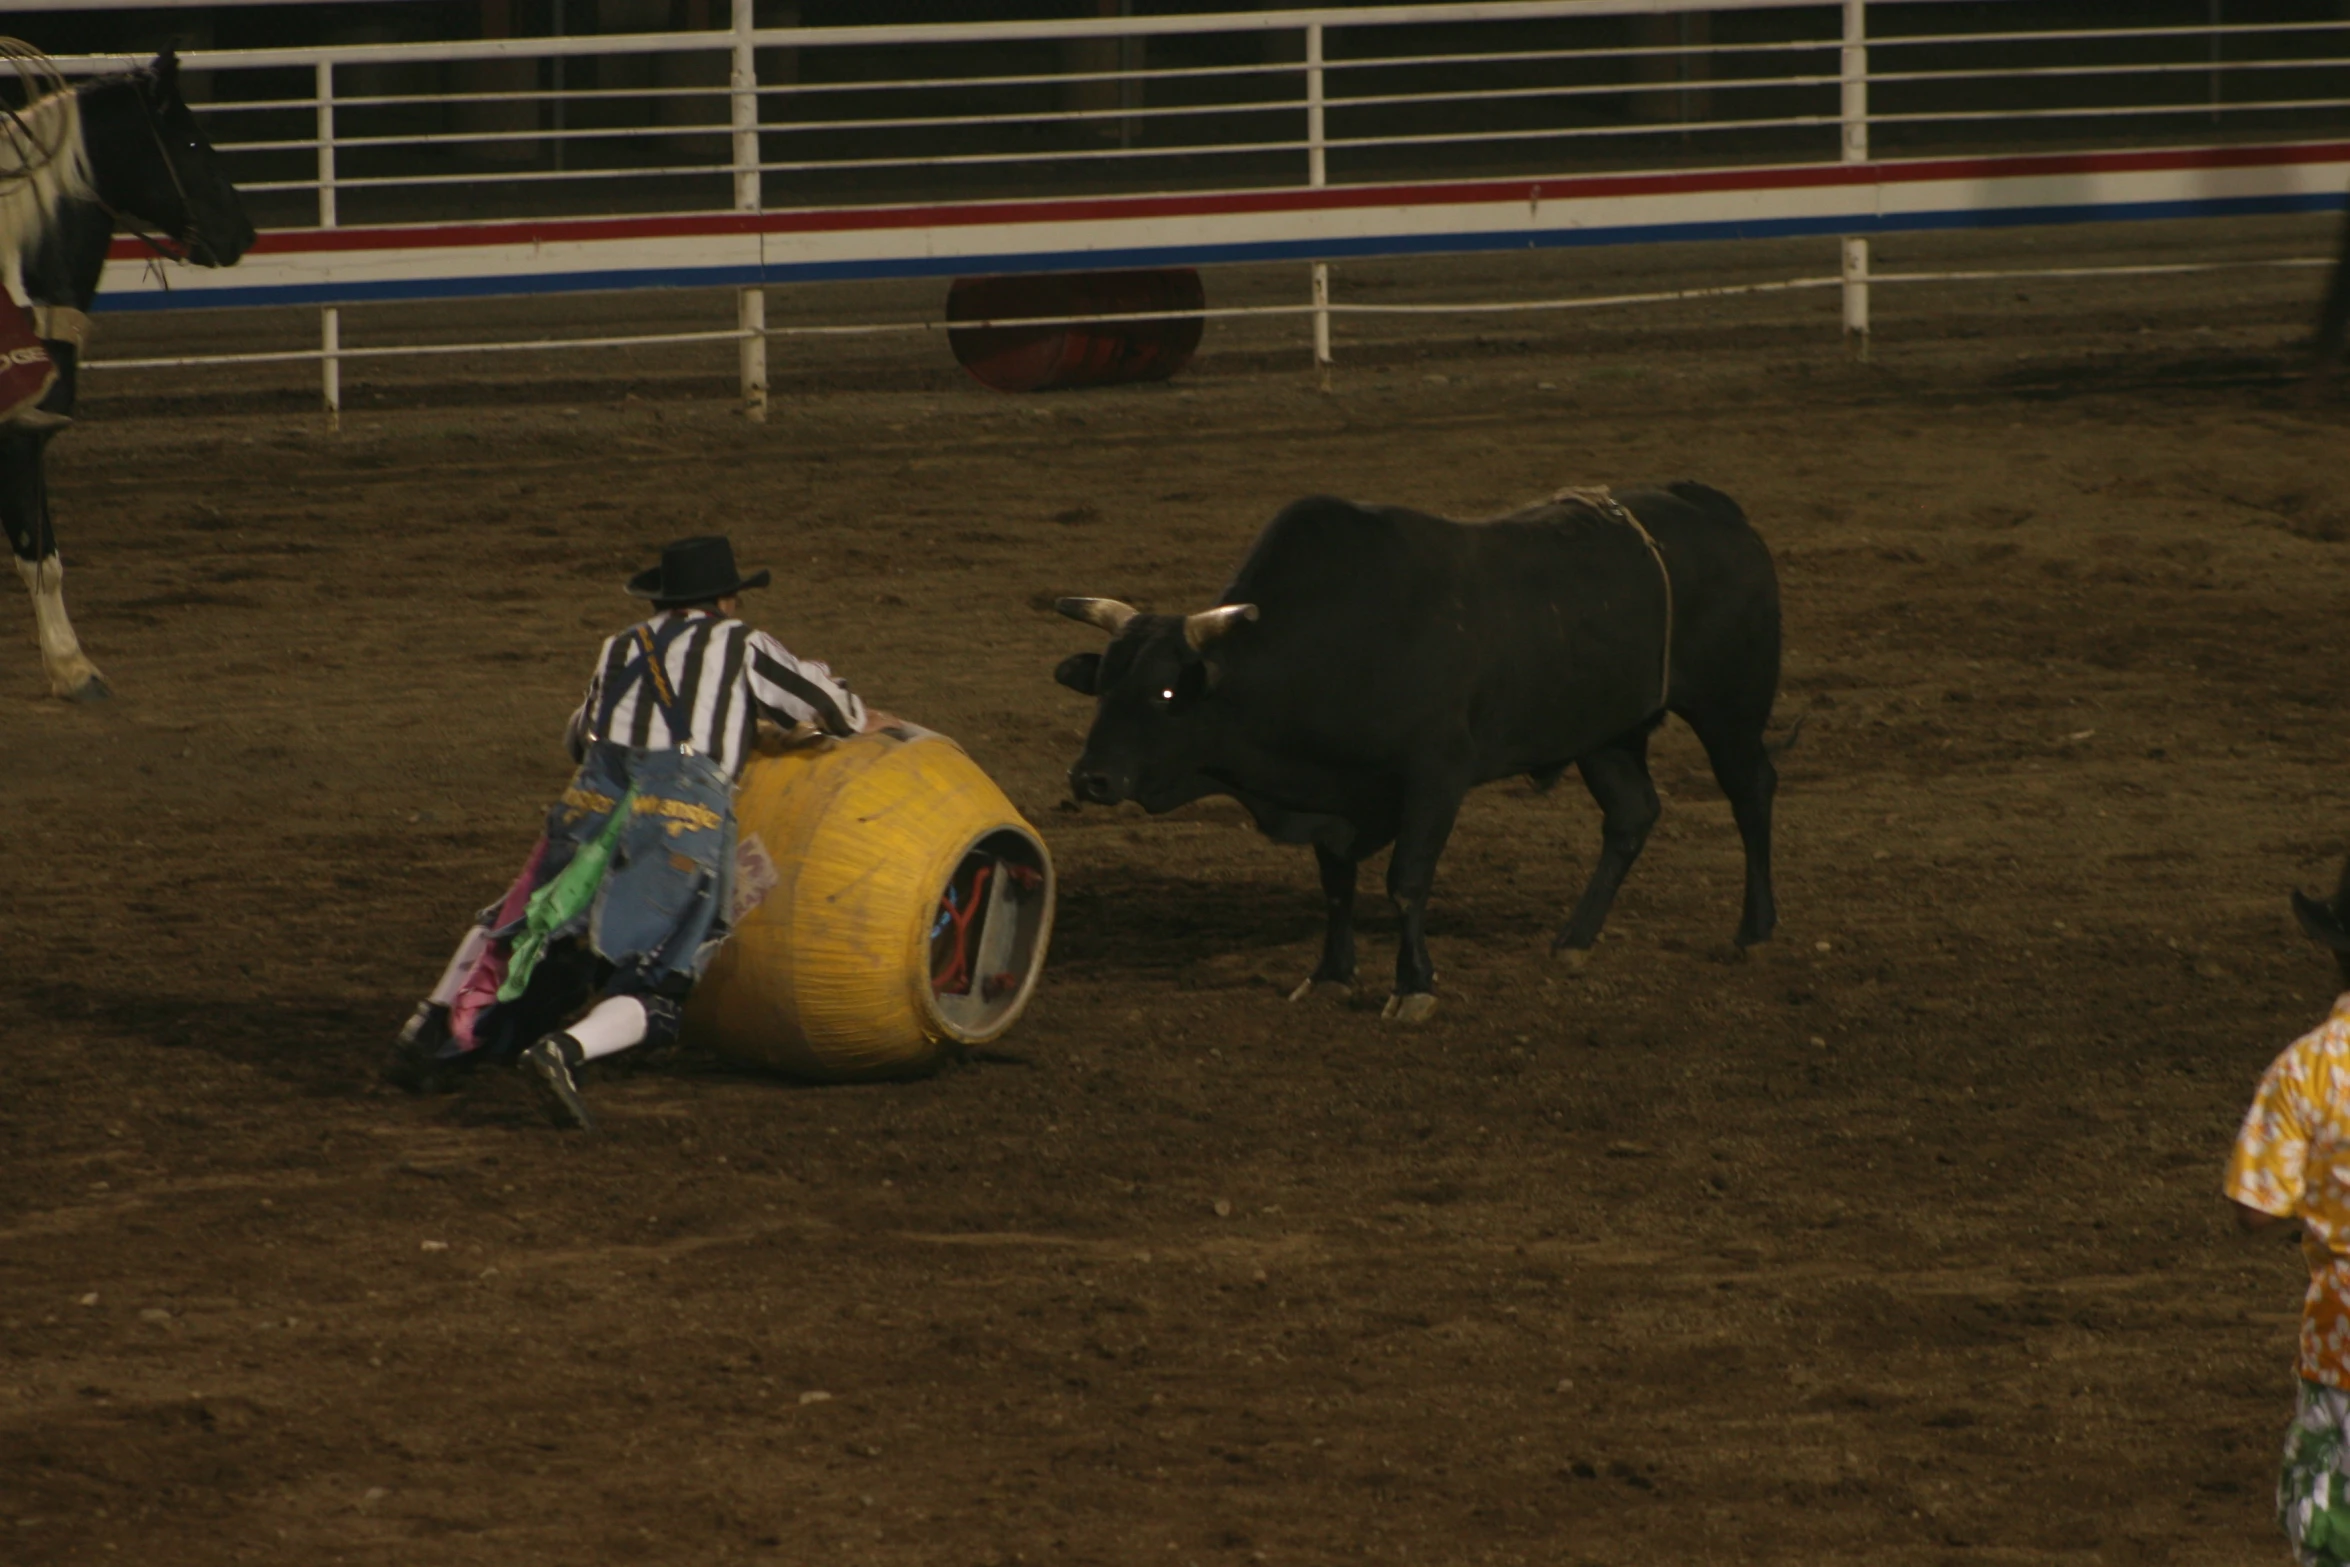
(388, 535), (883, 1130)
(2229, 857), (2350, 1565)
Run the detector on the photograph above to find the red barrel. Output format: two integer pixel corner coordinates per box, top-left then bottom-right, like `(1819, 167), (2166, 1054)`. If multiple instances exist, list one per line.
(947, 269), (1206, 392)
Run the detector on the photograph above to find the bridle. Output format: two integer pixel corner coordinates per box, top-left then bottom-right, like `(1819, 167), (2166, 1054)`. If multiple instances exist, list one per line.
(92, 67), (205, 270)
(0, 48), (208, 275)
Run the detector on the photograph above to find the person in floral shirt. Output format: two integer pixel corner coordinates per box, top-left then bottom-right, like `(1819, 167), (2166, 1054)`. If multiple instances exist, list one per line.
(2230, 859), (2350, 1565)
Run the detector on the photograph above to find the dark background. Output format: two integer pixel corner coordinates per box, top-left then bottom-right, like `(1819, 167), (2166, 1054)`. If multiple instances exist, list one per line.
(15, 2), (2350, 226)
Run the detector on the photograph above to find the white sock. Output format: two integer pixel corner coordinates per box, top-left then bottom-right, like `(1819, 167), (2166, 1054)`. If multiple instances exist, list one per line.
(568, 995), (649, 1062)
(426, 927), (492, 1007)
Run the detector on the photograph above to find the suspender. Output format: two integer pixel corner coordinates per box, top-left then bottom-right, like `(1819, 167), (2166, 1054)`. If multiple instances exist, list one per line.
(593, 615), (704, 755)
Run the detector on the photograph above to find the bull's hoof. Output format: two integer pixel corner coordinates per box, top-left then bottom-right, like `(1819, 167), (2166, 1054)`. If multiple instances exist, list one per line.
(1287, 977), (1353, 1004)
(1380, 992), (1437, 1024)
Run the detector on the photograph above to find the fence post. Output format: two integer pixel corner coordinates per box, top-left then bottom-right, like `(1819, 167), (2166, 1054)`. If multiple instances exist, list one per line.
(316, 59), (341, 430)
(1307, 20), (1331, 384)
(1840, 0), (1869, 355)
(2208, 0), (2224, 124)
(732, 0), (768, 421)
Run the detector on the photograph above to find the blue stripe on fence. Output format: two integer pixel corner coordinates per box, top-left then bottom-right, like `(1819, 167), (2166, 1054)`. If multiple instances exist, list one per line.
(93, 190), (2347, 313)
(95, 262), (768, 312)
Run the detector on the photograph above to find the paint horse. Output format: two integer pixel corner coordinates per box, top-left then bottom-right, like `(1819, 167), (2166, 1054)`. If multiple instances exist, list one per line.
(2, 50), (253, 701)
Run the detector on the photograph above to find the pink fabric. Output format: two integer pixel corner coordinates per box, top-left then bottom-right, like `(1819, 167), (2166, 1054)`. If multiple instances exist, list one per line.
(448, 836), (548, 1051)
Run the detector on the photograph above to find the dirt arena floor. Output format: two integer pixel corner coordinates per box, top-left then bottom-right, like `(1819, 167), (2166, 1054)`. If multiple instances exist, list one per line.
(6, 217), (2350, 1565)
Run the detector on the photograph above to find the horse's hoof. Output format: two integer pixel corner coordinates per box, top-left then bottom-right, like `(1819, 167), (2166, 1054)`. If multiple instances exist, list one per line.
(60, 674), (111, 703)
(1555, 944), (1592, 972)
(1287, 977), (1353, 1004)
(1380, 992), (1437, 1024)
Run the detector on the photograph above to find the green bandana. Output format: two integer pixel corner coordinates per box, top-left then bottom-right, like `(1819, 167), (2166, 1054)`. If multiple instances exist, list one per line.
(499, 786), (636, 1003)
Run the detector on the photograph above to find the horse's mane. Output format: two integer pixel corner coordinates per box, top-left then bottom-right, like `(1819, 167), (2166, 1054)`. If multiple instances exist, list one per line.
(0, 87), (95, 299)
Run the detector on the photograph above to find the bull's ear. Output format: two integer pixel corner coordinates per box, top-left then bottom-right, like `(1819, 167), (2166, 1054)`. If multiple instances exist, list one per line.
(1054, 652), (1102, 695)
(155, 50), (180, 85)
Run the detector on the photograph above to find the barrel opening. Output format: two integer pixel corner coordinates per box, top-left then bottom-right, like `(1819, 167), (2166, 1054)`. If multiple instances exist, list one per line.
(928, 827), (1051, 1039)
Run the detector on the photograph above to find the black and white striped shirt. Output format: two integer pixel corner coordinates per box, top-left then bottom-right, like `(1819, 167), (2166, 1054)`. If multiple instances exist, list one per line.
(566, 609), (867, 781)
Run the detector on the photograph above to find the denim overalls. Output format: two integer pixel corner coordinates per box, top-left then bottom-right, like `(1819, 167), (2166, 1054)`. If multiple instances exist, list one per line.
(525, 615), (738, 997)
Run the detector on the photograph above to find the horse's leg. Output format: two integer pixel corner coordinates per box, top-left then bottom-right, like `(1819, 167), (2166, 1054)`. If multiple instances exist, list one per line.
(5, 311), (106, 702)
(0, 429), (107, 702)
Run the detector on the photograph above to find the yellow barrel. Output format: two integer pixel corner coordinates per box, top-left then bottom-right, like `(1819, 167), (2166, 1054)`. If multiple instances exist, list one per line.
(683, 725), (1055, 1081)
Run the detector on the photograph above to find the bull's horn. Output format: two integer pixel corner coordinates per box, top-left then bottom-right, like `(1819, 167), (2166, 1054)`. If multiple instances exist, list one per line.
(1183, 602), (1260, 650)
(1056, 596), (1139, 636)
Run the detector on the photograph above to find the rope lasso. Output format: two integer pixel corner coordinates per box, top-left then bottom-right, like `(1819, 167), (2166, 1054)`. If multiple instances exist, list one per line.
(0, 40), (68, 195)
(0, 42), (196, 283)
(1552, 484), (1675, 716)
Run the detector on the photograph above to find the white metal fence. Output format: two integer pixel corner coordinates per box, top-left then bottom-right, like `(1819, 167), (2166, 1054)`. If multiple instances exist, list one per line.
(31, 0), (2350, 418)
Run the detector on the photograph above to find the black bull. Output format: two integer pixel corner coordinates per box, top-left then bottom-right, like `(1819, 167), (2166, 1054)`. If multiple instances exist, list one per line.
(1052, 481), (1783, 1021)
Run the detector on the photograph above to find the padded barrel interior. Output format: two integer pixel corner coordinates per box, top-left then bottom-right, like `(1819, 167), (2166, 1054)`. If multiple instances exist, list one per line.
(928, 827), (1051, 1039)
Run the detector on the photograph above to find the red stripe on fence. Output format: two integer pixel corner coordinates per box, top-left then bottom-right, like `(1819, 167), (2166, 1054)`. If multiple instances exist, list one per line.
(114, 139), (2350, 264)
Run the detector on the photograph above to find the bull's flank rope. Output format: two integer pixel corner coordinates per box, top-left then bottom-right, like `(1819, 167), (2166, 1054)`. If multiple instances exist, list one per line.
(1552, 485), (1674, 716)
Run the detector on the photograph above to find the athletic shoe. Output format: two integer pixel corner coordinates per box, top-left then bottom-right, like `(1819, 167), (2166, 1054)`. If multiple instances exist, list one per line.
(384, 1002), (452, 1093)
(520, 1033), (593, 1132)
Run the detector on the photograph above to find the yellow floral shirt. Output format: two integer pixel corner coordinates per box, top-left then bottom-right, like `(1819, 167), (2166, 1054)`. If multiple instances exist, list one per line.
(2228, 993), (2350, 1388)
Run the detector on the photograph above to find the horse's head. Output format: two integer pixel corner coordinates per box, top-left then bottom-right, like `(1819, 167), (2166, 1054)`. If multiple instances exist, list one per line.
(83, 50), (255, 268)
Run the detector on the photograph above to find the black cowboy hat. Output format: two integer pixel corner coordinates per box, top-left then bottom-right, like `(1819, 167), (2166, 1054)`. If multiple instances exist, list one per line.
(627, 535), (772, 604)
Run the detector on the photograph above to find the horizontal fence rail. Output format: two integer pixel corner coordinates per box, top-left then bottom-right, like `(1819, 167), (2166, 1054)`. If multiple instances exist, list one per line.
(17, 0), (2350, 418)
